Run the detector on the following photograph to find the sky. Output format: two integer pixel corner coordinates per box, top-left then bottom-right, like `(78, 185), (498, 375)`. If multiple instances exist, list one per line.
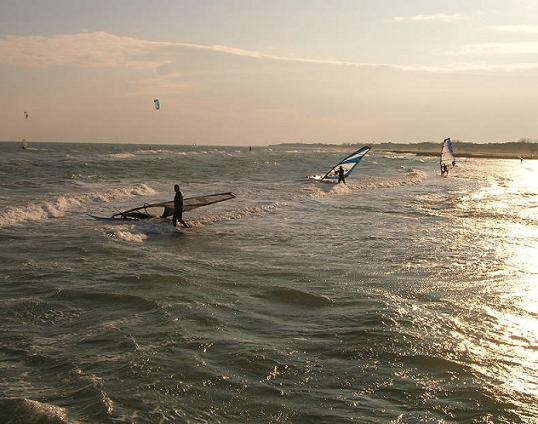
(2, 0), (538, 145)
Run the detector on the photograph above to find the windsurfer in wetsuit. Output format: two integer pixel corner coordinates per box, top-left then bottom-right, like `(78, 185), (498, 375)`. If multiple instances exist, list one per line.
(440, 163), (448, 176)
(173, 184), (189, 228)
(336, 166), (346, 184)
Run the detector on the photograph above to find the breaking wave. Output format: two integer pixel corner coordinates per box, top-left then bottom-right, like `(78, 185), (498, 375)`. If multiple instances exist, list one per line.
(106, 152), (135, 159)
(304, 169), (426, 198)
(187, 202), (286, 227)
(0, 398), (73, 424)
(0, 184), (156, 228)
(105, 228), (148, 243)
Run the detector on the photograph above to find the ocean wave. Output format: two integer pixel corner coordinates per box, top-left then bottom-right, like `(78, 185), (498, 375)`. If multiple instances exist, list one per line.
(52, 288), (158, 310)
(257, 287), (333, 306)
(305, 169), (426, 198)
(106, 152), (135, 159)
(22, 147), (50, 152)
(106, 228), (148, 243)
(70, 368), (114, 417)
(134, 148), (176, 155)
(133, 148), (244, 157)
(0, 398), (73, 424)
(380, 152), (419, 159)
(0, 184), (156, 228)
(187, 202), (286, 227)
(0, 297), (80, 326)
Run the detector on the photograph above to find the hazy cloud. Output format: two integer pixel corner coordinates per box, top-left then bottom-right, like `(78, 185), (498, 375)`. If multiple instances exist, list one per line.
(0, 32), (177, 69)
(487, 24), (538, 33)
(456, 42), (538, 55)
(1, 31), (538, 75)
(392, 13), (465, 23)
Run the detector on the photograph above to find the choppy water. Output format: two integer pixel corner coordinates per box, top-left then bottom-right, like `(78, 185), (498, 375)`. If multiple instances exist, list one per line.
(0, 142), (537, 423)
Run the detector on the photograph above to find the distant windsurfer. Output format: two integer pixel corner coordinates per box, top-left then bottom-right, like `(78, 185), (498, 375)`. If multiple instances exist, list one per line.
(440, 163), (449, 176)
(173, 184), (189, 228)
(336, 166), (346, 184)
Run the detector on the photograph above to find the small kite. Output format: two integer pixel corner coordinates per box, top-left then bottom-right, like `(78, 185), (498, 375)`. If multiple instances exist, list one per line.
(24, 111), (29, 119)
(153, 99), (160, 110)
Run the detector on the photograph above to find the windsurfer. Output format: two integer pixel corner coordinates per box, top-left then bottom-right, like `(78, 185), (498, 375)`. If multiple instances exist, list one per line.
(336, 166), (346, 184)
(173, 184), (189, 228)
(441, 164), (448, 176)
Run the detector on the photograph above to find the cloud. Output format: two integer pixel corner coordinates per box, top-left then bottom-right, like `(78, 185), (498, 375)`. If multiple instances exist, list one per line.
(456, 42), (538, 55)
(0, 32), (176, 69)
(487, 24), (538, 33)
(1, 31), (538, 75)
(392, 13), (466, 23)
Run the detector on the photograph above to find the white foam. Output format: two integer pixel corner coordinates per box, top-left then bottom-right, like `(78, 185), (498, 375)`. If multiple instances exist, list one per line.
(107, 229), (148, 243)
(0, 184), (156, 228)
(305, 169), (426, 198)
(187, 202), (286, 227)
(0, 398), (71, 424)
(134, 148), (181, 155)
(107, 152), (135, 159)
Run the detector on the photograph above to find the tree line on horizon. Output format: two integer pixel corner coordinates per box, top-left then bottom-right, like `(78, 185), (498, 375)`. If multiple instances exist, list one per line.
(273, 139), (538, 156)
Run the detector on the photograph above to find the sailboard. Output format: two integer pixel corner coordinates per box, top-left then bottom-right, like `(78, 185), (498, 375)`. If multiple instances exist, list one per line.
(93, 192), (236, 221)
(309, 146), (371, 183)
(440, 138), (456, 174)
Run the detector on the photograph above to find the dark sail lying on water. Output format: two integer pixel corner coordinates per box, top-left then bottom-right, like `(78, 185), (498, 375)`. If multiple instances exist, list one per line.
(111, 192), (236, 220)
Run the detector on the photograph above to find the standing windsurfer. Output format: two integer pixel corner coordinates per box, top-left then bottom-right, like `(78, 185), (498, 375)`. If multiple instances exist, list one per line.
(173, 184), (189, 228)
(336, 166), (346, 184)
(440, 164), (448, 176)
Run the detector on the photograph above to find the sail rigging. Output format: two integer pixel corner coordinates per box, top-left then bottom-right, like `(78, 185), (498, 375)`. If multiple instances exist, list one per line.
(318, 146), (371, 183)
(111, 192), (236, 220)
(440, 138), (456, 168)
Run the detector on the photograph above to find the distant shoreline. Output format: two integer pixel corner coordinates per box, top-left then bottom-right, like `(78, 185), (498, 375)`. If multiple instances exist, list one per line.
(272, 141), (538, 160)
(377, 149), (536, 160)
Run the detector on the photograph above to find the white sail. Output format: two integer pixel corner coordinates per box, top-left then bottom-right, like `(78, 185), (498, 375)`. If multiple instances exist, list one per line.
(440, 138), (455, 168)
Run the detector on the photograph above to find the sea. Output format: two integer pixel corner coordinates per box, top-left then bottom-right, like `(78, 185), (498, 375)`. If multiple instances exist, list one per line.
(0, 141), (536, 423)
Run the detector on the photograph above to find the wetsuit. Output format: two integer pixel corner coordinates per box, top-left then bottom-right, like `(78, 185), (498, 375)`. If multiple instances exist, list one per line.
(337, 168), (346, 184)
(173, 190), (183, 227)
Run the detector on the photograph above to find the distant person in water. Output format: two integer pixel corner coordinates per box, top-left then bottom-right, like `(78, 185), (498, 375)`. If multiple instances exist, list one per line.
(336, 166), (346, 184)
(441, 164), (449, 176)
(173, 184), (189, 228)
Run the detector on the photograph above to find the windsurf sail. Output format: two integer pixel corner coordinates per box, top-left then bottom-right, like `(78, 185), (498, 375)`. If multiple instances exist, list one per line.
(440, 138), (456, 168)
(111, 192), (236, 220)
(318, 146), (371, 183)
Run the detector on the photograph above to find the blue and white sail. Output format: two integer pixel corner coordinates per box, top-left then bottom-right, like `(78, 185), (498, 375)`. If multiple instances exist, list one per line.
(440, 138), (456, 168)
(311, 146), (371, 183)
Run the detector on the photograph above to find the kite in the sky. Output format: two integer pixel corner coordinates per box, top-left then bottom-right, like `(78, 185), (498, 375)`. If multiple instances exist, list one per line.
(24, 111), (29, 119)
(153, 99), (160, 110)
